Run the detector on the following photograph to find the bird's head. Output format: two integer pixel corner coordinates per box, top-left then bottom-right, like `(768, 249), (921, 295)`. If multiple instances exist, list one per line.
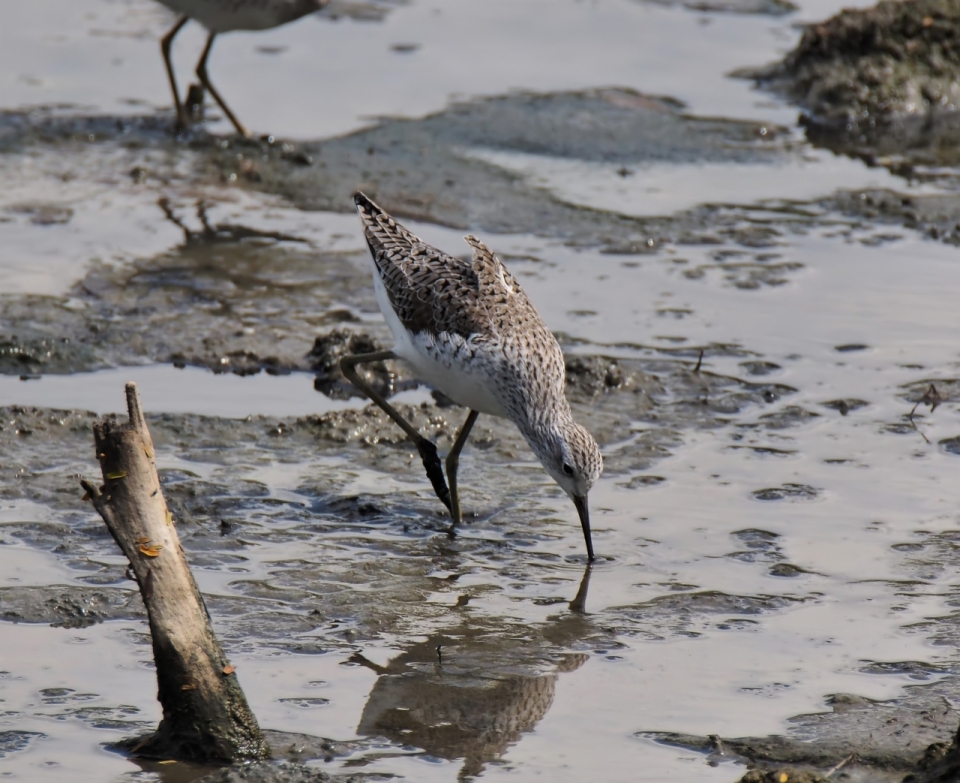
(535, 420), (603, 559)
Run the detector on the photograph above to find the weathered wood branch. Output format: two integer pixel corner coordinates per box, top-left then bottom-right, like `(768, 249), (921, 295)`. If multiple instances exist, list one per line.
(81, 382), (268, 762)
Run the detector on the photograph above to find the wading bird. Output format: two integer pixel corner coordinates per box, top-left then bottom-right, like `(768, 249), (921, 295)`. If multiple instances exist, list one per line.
(341, 192), (604, 560)
(155, 0), (327, 136)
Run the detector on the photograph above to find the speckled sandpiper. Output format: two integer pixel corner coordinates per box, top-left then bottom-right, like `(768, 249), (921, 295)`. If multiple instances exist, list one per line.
(341, 193), (604, 560)
(155, 0), (327, 137)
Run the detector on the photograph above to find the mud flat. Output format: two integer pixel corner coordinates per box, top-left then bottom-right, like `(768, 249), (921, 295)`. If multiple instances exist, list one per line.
(3, 114), (960, 780)
(742, 0), (960, 166)
(4, 0), (960, 780)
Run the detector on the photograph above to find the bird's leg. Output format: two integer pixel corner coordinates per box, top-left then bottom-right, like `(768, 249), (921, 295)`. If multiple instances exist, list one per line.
(340, 351), (451, 512)
(160, 15), (189, 132)
(184, 83), (206, 123)
(445, 409), (479, 533)
(195, 32), (250, 138)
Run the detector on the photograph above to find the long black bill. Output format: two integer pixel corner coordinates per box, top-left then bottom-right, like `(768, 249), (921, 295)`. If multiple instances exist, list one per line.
(573, 495), (595, 562)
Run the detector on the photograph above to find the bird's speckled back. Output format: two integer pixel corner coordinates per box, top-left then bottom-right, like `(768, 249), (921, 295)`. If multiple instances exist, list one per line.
(354, 192), (569, 432)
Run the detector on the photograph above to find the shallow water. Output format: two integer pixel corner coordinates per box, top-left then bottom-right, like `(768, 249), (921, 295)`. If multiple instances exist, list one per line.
(0, 0), (874, 140)
(2, 1), (960, 782)
(0, 365), (382, 417)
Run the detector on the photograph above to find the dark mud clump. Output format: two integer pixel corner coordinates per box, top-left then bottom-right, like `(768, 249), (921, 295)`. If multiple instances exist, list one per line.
(0, 731), (44, 759)
(821, 189), (960, 247)
(0, 330), (97, 375)
(900, 378), (960, 405)
(739, 360), (781, 376)
(307, 328), (397, 399)
(751, 483), (819, 501)
(609, 590), (808, 640)
(0, 585), (143, 627)
(565, 355), (648, 397)
(644, 0), (796, 14)
(820, 398), (868, 416)
(742, 0), (960, 163)
(648, 682), (959, 776)
(192, 765), (340, 783)
(905, 729), (960, 783)
(940, 436), (960, 456)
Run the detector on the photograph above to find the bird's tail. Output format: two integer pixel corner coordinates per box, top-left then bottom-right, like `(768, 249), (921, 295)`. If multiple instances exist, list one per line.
(353, 190), (382, 217)
(353, 191), (421, 258)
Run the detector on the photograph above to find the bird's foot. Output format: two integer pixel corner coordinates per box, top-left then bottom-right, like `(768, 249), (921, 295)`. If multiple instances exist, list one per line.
(185, 83), (205, 123)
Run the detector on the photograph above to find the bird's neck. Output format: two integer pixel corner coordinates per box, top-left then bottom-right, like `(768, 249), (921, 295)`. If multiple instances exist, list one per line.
(512, 396), (575, 461)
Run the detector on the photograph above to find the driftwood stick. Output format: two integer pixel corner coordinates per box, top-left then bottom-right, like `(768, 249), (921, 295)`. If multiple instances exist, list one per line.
(81, 383), (268, 762)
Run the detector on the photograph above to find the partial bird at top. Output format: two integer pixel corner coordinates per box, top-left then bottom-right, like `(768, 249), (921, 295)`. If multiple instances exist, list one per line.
(154, 0), (328, 137)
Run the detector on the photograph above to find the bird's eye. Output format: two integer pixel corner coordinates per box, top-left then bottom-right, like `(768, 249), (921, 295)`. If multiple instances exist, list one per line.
(562, 463), (574, 476)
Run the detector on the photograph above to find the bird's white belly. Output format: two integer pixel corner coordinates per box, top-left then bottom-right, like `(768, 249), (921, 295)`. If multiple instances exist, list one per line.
(372, 269), (508, 418)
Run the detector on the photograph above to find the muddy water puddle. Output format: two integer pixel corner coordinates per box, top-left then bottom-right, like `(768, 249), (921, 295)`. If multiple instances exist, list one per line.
(3, 0), (960, 781)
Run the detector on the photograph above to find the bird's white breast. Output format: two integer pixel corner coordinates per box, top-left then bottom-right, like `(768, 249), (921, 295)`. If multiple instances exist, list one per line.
(371, 264), (508, 418)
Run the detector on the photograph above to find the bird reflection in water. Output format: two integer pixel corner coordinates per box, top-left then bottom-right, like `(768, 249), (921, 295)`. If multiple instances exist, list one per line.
(347, 565), (594, 780)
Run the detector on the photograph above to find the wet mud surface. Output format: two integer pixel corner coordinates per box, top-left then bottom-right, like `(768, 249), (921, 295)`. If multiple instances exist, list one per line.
(743, 0), (960, 169)
(5, 93), (960, 383)
(3, 328), (960, 783)
(3, 0), (960, 781)
(0, 373), (814, 781)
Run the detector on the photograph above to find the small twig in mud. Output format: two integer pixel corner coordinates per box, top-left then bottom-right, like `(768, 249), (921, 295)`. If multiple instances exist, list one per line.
(908, 384), (942, 444)
(825, 753), (857, 778)
(694, 349), (704, 373)
(81, 382), (268, 763)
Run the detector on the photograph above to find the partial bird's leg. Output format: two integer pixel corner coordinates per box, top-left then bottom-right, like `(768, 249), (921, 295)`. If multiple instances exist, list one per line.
(195, 32), (250, 137)
(340, 351), (451, 512)
(445, 409), (479, 532)
(160, 15), (189, 132)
